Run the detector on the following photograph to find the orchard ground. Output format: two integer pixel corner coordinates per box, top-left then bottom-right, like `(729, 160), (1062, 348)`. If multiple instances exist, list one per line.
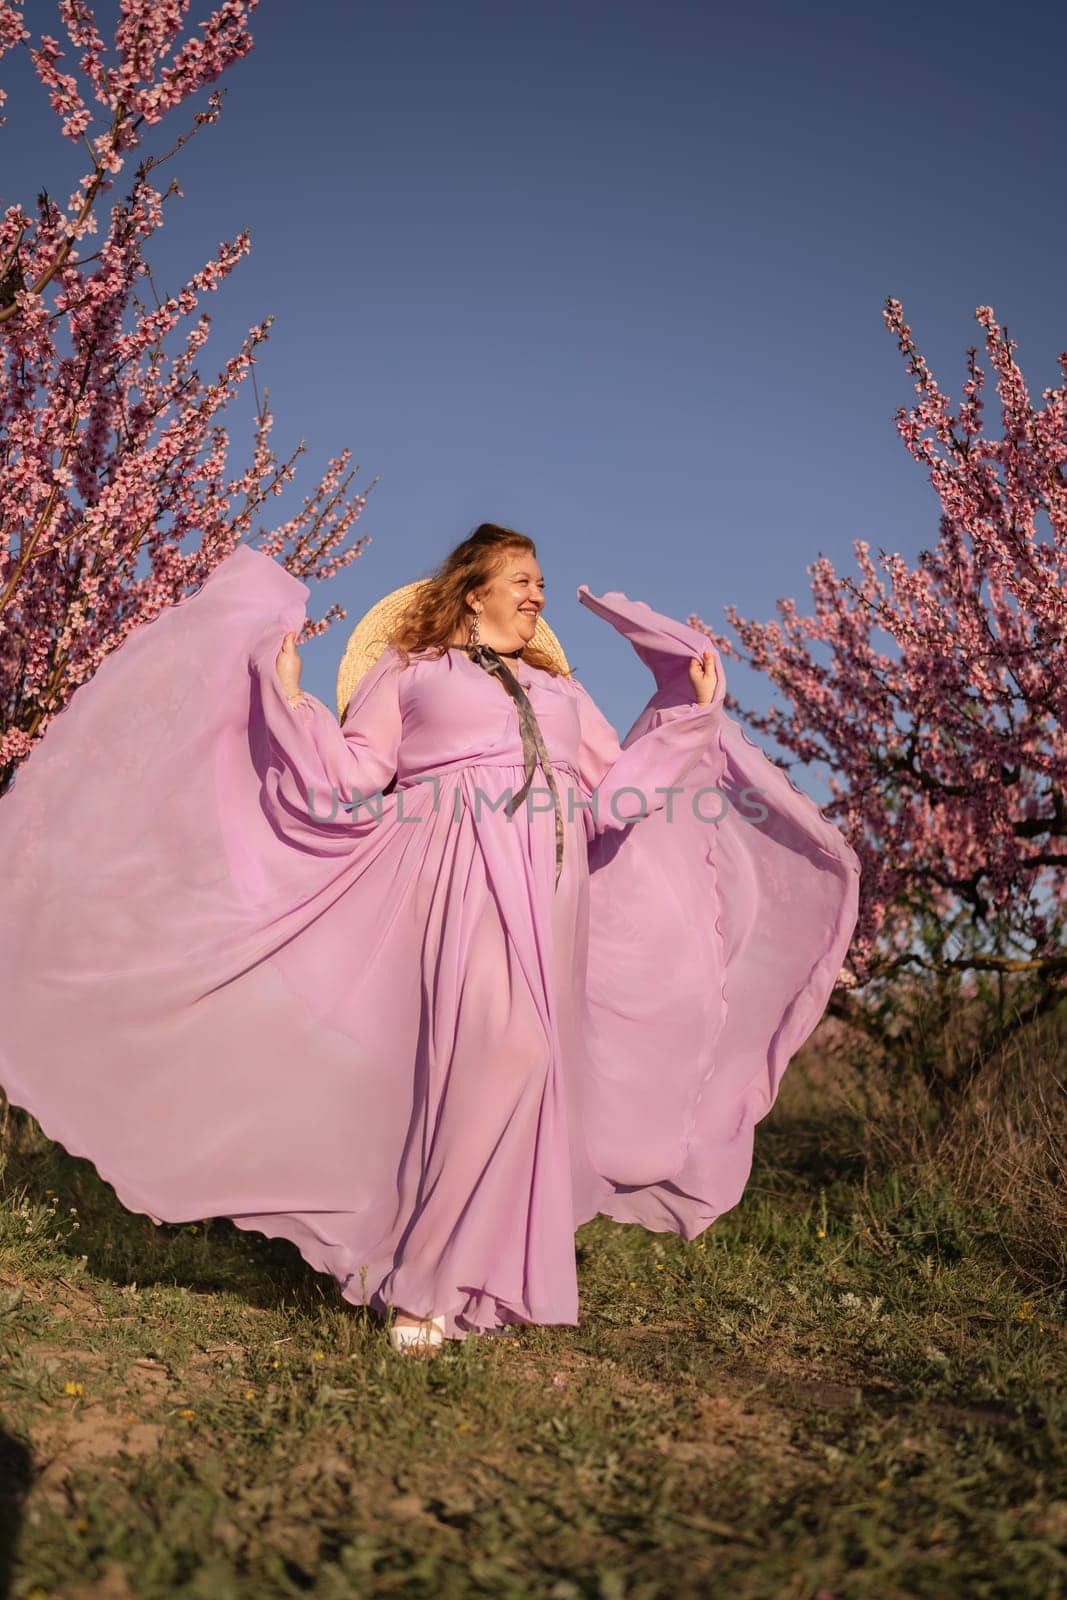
(0, 1008), (1063, 1600)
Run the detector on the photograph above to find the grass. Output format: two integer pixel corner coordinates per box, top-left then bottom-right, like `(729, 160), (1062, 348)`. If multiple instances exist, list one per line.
(0, 1017), (1064, 1600)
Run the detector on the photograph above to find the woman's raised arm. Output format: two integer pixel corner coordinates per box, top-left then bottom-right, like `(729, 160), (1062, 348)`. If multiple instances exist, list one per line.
(258, 639), (404, 847)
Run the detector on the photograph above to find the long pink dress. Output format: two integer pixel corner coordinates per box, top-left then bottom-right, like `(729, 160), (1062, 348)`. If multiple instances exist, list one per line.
(0, 546), (860, 1342)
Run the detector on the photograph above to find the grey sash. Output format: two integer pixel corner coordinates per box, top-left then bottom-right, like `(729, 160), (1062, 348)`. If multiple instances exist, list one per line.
(464, 644), (565, 889)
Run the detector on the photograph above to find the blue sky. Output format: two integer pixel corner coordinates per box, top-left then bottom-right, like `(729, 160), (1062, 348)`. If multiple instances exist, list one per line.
(3, 0), (1065, 744)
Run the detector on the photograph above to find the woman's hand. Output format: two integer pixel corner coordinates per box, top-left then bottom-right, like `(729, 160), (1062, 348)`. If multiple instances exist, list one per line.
(688, 650), (718, 706)
(275, 630), (304, 702)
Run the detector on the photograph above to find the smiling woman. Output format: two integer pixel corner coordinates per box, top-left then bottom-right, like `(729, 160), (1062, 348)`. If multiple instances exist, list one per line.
(374, 528), (562, 679)
(457, 548), (548, 648)
(0, 521), (859, 1356)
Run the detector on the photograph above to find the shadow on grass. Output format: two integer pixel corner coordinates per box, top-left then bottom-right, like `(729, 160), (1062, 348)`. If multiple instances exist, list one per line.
(0, 1428), (32, 1600)
(752, 1106), (872, 1189)
(2, 1124), (364, 1321)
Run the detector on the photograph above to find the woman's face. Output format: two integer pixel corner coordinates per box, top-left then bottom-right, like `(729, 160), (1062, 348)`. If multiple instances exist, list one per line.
(466, 550), (546, 650)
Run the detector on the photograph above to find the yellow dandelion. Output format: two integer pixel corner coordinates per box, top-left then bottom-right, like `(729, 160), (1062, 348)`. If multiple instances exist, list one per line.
(628, 1280), (637, 1288)
(816, 1228), (826, 1239)
(312, 1351), (325, 1362)
(189, 1224), (199, 1234)
(655, 1263), (665, 1272)
(271, 1359), (280, 1369)
(178, 1408), (195, 1421)
(243, 1388), (255, 1400)
(63, 1380), (84, 1397)
(694, 1297), (706, 1307)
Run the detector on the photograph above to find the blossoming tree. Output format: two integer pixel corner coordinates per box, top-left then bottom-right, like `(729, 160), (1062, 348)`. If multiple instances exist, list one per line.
(0, 0), (372, 794)
(691, 300), (1067, 1080)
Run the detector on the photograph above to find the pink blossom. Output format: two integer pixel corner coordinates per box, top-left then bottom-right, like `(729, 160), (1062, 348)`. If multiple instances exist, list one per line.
(0, 1), (371, 795)
(690, 299), (1067, 999)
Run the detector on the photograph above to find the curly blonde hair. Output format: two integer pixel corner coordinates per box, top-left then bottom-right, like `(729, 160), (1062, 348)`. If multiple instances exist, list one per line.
(388, 523), (566, 677)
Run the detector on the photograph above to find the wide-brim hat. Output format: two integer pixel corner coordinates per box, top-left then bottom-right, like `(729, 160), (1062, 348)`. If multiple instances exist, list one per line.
(336, 579), (571, 719)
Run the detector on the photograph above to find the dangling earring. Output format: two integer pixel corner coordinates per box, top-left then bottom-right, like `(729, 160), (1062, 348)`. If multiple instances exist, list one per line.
(467, 607), (481, 647)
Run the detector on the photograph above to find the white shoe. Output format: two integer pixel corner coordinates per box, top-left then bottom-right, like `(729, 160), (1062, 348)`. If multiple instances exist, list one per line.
(387, 1313), (445, 1353)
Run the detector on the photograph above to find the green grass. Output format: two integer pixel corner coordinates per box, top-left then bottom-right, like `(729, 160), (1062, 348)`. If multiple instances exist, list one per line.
(0, 1042), (1064, 1600)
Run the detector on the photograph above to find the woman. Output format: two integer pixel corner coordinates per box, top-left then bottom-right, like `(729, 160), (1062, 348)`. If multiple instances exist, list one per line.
(0, 522), (860, 1354)
(275, 525), (719, 1349)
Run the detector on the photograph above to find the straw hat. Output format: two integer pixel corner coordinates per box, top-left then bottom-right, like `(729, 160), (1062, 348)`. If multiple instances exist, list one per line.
(335, 579), (571, 719)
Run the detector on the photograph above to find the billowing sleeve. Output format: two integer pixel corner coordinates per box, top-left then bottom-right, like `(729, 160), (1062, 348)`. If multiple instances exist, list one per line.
(253, 639), (404, 851)
(573, 584), (861, 1246)
(568, 673), (721, 838)
(0, 543), (427, 1252)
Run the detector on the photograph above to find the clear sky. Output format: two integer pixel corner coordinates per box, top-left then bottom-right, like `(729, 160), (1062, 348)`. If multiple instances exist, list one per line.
(3, 0), (1065, 744)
